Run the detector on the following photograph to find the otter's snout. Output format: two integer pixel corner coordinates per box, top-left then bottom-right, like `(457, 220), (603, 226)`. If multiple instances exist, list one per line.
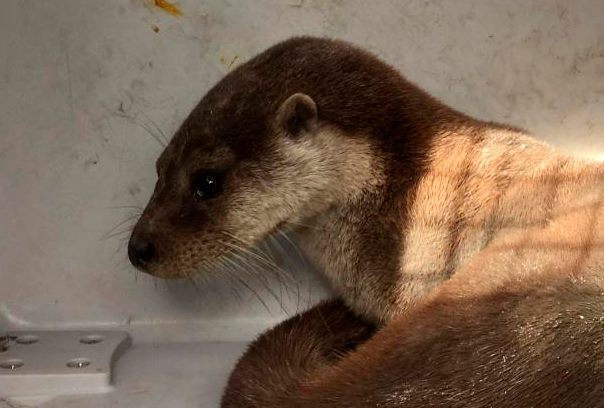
(128, 232), (156, 271)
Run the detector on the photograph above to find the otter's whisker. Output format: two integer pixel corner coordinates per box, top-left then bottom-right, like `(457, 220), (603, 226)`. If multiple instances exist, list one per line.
(273, 230), (308, 311)
(227, 253), (289, 314)
(101, 226), (135, 241)
(220, 238), (281, 273)
(102, 213), (141, 240)
(185, 271), (202, 296)
(223, 266), (271, 313)
(108, 205), (143, 211)
(220, 239), (298, 308)
(138, 110), (169, 145)
(220, 233), (298, 288)
(263, 234), (295, 303)
(222, 256), (287, 314)
(226, 247), (285, 291)
(225, 274), (244, 303)
(115, 110), (166, 148)
(275, 228), (306, 261)
(140, 121), (166, 148)
(207, 256), (240, 298)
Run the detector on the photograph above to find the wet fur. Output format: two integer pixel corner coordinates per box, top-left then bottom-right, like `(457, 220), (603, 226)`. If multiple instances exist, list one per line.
(129, 37), (604, 406)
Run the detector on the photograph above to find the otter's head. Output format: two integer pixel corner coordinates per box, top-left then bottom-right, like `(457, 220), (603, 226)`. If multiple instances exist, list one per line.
(127, 37), (416, 278)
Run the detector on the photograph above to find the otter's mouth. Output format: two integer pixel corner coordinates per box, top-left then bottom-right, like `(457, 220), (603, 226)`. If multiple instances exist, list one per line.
(127, 219), (298, 282)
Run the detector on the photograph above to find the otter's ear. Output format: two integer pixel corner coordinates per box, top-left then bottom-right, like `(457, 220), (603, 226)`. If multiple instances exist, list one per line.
(276, 93), (318, 136)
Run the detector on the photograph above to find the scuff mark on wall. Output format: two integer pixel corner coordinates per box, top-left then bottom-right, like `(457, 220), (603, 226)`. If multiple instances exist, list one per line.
(64, 47), (75, 123)
(219, 54), (240, 70)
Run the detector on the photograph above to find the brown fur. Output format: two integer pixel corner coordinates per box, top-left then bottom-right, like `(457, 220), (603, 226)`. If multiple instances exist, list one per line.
(128, 37), (604, 406)
(223, 284), (604, 407)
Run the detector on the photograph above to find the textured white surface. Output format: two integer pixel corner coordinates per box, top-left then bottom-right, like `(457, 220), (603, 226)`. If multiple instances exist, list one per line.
(0, 0), (603, 406)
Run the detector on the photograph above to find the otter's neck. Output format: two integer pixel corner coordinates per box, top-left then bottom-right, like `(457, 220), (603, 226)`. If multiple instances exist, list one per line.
(297, 123), (604, 324)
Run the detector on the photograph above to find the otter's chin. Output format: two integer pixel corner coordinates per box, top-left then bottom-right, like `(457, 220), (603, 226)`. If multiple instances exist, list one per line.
(136, 254), (209, 280)
(134, 264), (182, 280)
(146, 268), (187, 280)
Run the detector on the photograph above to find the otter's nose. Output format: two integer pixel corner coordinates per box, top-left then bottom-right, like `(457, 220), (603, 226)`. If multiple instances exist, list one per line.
(128, 234), (156, 270)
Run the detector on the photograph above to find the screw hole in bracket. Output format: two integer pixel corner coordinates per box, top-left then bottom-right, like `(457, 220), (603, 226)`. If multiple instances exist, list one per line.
(0, 359), (24, 370)
(66, 358), (91, 368)
(80, 335), (103, 345)
(16, 335), (39, 345)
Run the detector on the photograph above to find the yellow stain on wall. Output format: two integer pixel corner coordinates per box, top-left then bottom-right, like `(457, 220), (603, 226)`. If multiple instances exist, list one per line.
(153, 0), (182, 16)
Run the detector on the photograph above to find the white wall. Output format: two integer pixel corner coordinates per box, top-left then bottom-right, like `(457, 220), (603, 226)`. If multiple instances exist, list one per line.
(1, 0), (603, 338)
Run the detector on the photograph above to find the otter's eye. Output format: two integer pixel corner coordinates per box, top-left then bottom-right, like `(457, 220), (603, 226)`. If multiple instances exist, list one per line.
(191, 170), (223, 200)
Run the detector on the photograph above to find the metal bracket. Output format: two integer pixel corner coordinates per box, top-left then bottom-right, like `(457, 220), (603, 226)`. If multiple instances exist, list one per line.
(0, 331), (131, 398)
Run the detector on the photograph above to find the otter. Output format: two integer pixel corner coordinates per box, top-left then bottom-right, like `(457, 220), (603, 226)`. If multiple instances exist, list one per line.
(128, 37), (604, 407)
